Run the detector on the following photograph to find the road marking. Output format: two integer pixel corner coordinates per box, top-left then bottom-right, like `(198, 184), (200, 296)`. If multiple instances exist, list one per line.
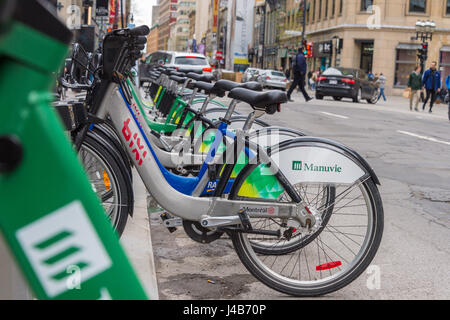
(397, 130), (450, 146)
(320, 112), (349, 119)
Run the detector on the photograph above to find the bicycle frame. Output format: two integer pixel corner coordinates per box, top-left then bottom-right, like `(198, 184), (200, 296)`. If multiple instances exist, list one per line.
(125, 77), (308, 194)
(97, 82), (306, 227)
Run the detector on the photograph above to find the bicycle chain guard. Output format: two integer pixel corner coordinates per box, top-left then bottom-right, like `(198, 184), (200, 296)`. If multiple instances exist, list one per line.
(182, 220), (224, 244)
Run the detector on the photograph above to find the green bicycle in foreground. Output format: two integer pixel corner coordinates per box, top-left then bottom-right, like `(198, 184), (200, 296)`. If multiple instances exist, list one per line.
(0, 0), (148, 300)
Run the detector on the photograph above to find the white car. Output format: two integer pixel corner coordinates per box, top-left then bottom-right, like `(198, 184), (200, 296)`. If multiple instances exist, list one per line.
(146, 51), (212, 73)
(242, 68), (264, 83)
(257, 70), (288, 91)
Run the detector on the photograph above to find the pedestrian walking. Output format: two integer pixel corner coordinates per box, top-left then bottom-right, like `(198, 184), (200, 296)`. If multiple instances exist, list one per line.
(422, 61), (441, 113)
(376, 73), (387, 102)
(446, 74), (450, 121)
(285, 68), (291, 81)
(287, 47), (312, 102)
(407, 65), (422, 111)
(373, 73), (379, 82)
(307, 70), (313, 90)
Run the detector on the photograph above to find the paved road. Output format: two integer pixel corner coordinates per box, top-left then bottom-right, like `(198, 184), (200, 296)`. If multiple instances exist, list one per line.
(149, 93), (450, 300)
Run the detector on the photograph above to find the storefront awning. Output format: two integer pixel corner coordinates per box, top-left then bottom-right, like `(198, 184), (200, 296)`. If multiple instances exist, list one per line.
(441, 46), (450, 52)
(396, 43), (421, 50)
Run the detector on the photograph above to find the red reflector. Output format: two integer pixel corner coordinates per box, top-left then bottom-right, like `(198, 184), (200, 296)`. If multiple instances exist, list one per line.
(277, 103), (281, 112)
(316, 261), (342, 271)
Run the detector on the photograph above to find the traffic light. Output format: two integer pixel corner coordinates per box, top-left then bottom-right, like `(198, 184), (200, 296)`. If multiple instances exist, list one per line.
(305, 42), (313, 58)
(302, 40), (308, 55)
(418, 43), (428, 61)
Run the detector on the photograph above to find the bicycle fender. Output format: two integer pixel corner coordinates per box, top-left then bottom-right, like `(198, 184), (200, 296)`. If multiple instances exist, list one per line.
(273, 137), (380, 186)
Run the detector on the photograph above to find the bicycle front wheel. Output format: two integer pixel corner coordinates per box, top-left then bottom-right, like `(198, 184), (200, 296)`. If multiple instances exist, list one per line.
(79, 135), (131, 236)
(230, 171), (383, 296)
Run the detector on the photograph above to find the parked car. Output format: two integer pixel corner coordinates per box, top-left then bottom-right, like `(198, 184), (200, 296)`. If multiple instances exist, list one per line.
(242, 68), (263, 83)
(315, 67), (379, 104)
(139, 51), (212, 86)
(257, 70), (288, 91)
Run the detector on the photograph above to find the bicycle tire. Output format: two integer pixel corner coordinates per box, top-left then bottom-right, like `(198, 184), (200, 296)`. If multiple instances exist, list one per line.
(79, 135), (131, 237)
(230, 177), (383, 296)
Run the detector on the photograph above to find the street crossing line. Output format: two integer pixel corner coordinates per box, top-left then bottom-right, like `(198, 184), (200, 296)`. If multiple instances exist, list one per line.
(397, 130), (450, 146)
(320, 111), (349, 119)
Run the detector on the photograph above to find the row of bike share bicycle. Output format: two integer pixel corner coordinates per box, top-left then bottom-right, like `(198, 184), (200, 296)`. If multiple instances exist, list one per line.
(54, 25), (384, 297)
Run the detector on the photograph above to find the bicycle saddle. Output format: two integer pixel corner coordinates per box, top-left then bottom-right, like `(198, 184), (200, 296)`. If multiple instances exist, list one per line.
(242, 81), (263, 91)
(169, 71), (186, 77)
(194, 81), (225, 97)
(213, 80), (263, 93)
(169, 75), (187, 83)
(178, 68), (202, 74)
(228, 88), (287, 114)
(161, 68), (176, 75)
(186, 72), (214, 83)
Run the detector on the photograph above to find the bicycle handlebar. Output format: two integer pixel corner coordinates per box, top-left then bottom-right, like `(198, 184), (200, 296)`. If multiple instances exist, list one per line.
(129, 25), (150, 36)
(59, 77), (93, 91)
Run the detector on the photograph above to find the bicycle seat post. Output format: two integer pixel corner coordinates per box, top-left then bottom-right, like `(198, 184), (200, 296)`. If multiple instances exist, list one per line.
(222, 99), (238, 122)
(242, 110), (265, 133)
(187, 86), (198, 105)
(199, 95), (213, 114)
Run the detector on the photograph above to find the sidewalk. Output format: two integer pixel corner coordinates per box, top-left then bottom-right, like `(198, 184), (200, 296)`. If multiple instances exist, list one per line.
(120, 170), (159, 300)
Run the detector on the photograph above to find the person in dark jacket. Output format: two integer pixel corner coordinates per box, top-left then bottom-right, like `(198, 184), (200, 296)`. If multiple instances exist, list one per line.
(285, 68), (291, 80)
(407, 65), (422, 111)
(422, 61), (441, 113)
(307, 70), (313, 90)
(286, 47), (312, 102)
(446, 74), (450, 121)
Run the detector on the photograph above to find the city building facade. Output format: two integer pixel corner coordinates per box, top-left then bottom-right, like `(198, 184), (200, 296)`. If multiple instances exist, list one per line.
(172, 0), (196, 51)
(147, 24), (159, 54)
(254, 0), (450, 95)
(194, 0), (209, 50)
(158, 0), (177, 50)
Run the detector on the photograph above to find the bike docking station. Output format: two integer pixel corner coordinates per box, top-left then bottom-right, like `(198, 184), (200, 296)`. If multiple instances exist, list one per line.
(0, 0), (385, 304)
(0, 0), (148, 300)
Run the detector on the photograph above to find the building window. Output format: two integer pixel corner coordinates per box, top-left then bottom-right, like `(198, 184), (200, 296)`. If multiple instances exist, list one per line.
(332, 0), (336, 17)
(394, 48), (419, 87)
(313, 0), (316, 22)
(361, 0), (373, 12)
(307, 2), (310, 24)
(319, 0), (322, 20)
(340, 0), (343, 15)
(446, 0), (450, 15)
(409, 0), (426, 13)
(440, 49), (450, 83)
(325, 0), (328, 19)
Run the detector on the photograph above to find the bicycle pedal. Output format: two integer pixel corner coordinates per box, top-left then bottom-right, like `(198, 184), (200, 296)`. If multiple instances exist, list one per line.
(238, 209), (252, 231)
(160, 213), (182, 233)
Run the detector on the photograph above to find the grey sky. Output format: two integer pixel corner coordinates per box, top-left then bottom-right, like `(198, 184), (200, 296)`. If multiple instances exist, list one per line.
(131, 0), (157, 26)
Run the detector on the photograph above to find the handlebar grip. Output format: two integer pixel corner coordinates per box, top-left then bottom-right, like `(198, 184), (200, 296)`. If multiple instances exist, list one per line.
(129, 25), (150, 36)
(134, 36), (147, 45)
(134, 44), (145, 51)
